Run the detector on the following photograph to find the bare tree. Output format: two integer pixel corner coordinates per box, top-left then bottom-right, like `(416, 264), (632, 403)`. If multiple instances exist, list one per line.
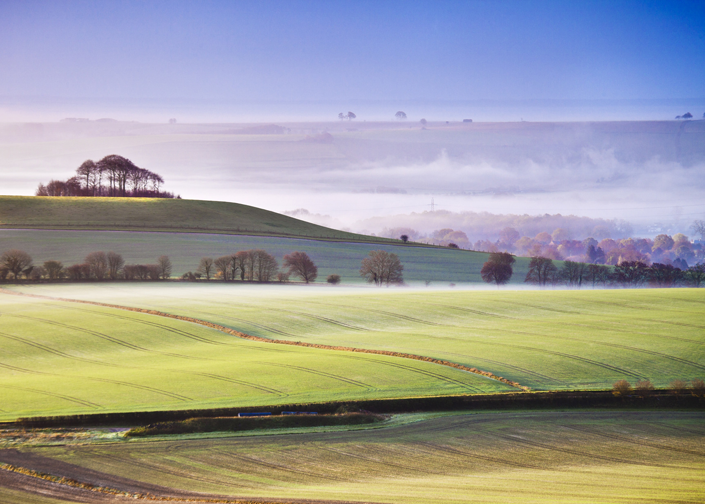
(85, 251), (108, 280)
(283, 251), (318, 283)
(214, 256), (232, 281)
(43, 260), (64, 280)
(635, 379), (654, 397)
(106, 252), (125, 280)
(1, 249), (33, 280)
(157, 255), (172, 280)
(559, 260), (589, 288)
(612, 379), (632, 397)
(233, 251), (252, 281)
(197, 257), (214, 280)
(253, 250), (278, 282)
(524, 256), (557, 286)
(360, 250), (404, 286)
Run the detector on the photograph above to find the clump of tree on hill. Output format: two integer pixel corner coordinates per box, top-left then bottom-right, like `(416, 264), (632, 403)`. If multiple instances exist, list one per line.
(360, 250), (404, 286)
(35, 155), (175, 198)
(481, 252), (515, 286)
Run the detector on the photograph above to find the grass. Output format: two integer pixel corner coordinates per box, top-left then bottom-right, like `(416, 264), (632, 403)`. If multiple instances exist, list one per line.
(0, 291), (513, 421)
(0, 228), (532, 282)
(11, 284), (704, 395)
(10, 410), (705, 504)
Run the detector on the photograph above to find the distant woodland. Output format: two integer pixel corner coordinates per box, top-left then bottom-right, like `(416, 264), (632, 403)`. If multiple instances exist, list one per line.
(36, 155), (174, 198)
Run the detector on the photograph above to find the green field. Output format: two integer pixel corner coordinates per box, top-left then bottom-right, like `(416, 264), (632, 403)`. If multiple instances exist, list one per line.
(2, 410), (703, 503)
(0, 228), (532, 283)
(0, 291), (514, 421)
(5, 284), (704, 412)
(0, 196), (378, 240)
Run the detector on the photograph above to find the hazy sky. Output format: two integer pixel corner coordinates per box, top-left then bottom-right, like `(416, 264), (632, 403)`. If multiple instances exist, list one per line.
(2, 0), (704, 104)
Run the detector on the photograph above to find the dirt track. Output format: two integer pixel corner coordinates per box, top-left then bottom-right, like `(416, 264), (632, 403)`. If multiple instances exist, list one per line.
(0, 450), (381, 504)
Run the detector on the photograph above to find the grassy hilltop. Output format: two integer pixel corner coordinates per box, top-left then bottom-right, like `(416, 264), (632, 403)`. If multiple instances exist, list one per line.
(0, 195), (380, 240)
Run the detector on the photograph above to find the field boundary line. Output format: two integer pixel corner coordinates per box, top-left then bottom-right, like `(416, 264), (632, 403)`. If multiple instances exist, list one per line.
(0, 288), (530, 391)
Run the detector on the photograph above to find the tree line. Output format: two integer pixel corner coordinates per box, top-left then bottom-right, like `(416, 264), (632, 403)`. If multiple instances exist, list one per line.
(1, 248), (405, 286)
(35, 155), (175, 198)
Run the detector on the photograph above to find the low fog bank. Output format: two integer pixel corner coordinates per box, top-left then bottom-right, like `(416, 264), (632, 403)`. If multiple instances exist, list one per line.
(1, 118), (704, 240)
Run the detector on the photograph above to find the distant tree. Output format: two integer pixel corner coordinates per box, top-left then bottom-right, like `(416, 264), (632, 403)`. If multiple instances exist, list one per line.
(197, 257), (214, 280)
(634, 379), (654, 398)
(499, 227), (520, 245)
(43, 260), (64, 281)
(157, 255), (172, 280)
(685, 264), (705, 287)
(559, 260), (589, 288)
(360, 250), (404, 286)
(45, 179), (66, 196)
(347, 111), (356, 120)
(648, 263), (683, 287)
(106, 252), (125, 280)
(534, 232), (552, 245)
(692, 379), (705, 398)
(669, 379), (688, 397)
(400, 234), (409, 243)
(1, 249), (33, 280)
(276, 271), (290, 282)
(682, 112), (693, 119)
(327, 274), (341, 285)
(420, 118), (427, 125)
(481, 252), (515, 286)
(214, 256), (232, 281)
(395, 111), (407, 120)
(253, 250), (278, 282)
(612, 261), (649, 287)
(551, 228), (571, 242)
(524, 256), (557, 286)
(586, 245), (605, 264)
(338, 112), (346, 121)
(652, 234), (675, 252)
(35, 183), (49, 196)
(85, 251), (108, 280)
(691, 220), (705, 241)
(447, 243), (459, 249)
(586, 264), (610, 288)
(233, 250), (252, 281)
(66, 263), (90, 280)
(612, 379), (632, 397)
(283, 251), (318, 283)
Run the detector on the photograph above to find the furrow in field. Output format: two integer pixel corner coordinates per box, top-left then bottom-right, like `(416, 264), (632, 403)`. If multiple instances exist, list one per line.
(263, 363), (372, 390)
(305, 300), (444, 326)
(315, 446), (445, 476)
(193, 309), (300, 338)
(0, 330), (119, 368)
(264, 307), (370, 331)
(213, 451), (347, 483)
(338, 354), (484, 392)
(190, 373), (285, 396)
(86, 377), (191, 402)
(415, 441), (544, 470)
(424, 302), (515, 319)
(491, 433), (682, 468)
(564, 425), (705, 457)
(0, 362), (52, 375)
(0, 385), (102, 409)
(444, 352), (564, 384)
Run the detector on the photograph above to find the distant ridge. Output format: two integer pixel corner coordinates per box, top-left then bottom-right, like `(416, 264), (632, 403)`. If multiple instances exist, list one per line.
(0, 196), (392, 243)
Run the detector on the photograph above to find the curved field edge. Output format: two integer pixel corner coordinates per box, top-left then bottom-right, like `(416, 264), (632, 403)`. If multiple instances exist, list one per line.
(0, 288), (527, 391)
(2, 410), (704, 504)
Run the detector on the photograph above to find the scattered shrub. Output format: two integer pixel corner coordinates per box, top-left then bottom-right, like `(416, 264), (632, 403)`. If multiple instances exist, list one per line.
(327, 274), (341, 285)
(691, 379), (705, 398)
(634, 379), (654, 397)
(612, 379), (632, 397)
(669, 379), (688, 396)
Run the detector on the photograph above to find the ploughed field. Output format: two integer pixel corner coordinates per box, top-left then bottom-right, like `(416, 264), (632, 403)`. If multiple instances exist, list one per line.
(2, 284), (703, 421)
(1, 411), (703, 503)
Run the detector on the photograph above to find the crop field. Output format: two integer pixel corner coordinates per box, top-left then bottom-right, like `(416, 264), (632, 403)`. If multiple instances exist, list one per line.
(0, 291), (514, 421)
(1, 410), (703, 503)
(0, 228), (529, 283)
(8, 284), (705, 394)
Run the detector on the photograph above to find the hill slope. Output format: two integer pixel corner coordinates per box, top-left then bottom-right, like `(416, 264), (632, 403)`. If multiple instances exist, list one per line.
(0, 196), (387, 242)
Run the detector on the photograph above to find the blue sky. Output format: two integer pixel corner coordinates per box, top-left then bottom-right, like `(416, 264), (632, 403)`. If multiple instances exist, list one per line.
(2, 0), (704, 102)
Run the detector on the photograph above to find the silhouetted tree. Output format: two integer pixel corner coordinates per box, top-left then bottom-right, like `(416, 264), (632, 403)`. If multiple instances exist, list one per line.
(685, 264), (705, 287)
(612, 261), (649, 287)
(253, 250), (278, 282)
(214, 256), (232, 281)
(85, 251), (108, 280)
(586, 264), (610, 288)
(648, 263), (683, 287)
(360, 250), (404, 286)
(157, 255), (172, 280)
(400, 234), (409, 243)
(106, 252), (125, 280)
(524, 256), (557, 286)
(481, 252), (515, 286)
(559, 260), (589, 288)
(327, 274), (341, 285)
(283, 251), (318, 283)
(347, 111), (356, 120)
(198, 257), (214, 280)
(43, 260), (64, 280)
(395, 111), (407, 120)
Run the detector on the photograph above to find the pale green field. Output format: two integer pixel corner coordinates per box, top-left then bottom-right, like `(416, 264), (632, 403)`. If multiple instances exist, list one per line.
(13, 284), (705, 393)
(6, 410), (704, 504)
(0, 227), (530, 283)
(0, 292), (512, 421)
